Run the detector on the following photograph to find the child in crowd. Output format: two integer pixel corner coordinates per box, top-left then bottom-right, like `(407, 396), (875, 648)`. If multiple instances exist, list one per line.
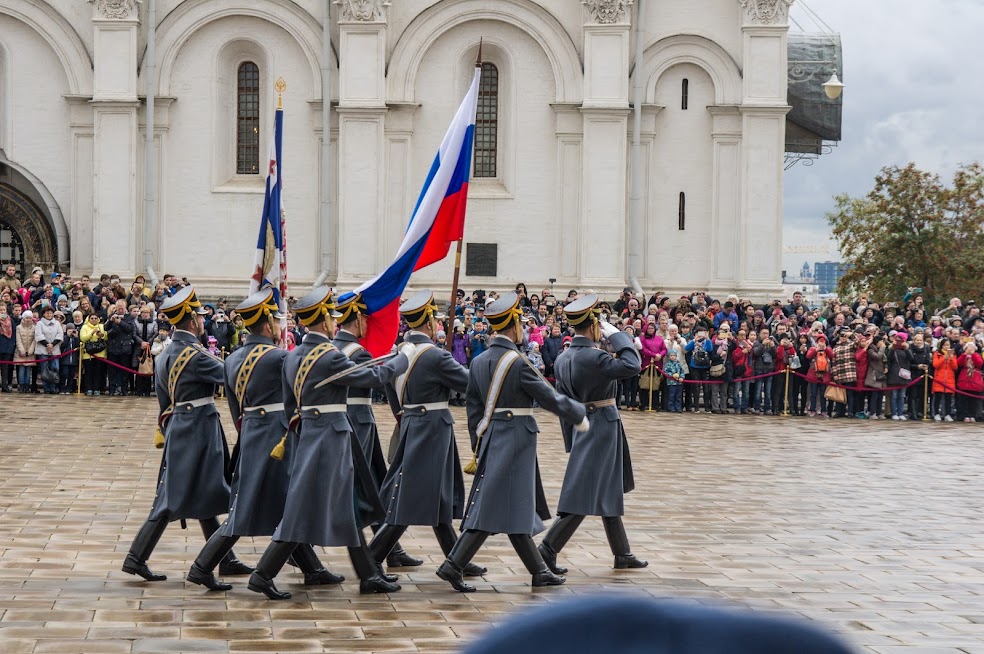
(60, 324), (80, 394)
(527, 341), (545, 373)
(664, 349), (685, 413)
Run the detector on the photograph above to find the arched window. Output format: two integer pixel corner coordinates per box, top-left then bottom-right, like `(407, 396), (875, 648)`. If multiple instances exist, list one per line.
(0, 220), (25, 280)
(237, 61), (261, 175)
(473, 62), (499, 178)
(681, 78), (689, 111)
(678, 192), (686, 230)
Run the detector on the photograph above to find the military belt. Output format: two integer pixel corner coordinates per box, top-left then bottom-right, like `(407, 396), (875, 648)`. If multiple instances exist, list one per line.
(346, 397), (372, 406)
(585, 398), (617, 412)
(176, 396), (215, 411)
(244, 403), (285, 415)
(491, 407), (535, 418)
(299, 404), (348, 417)
(403, 402), (450, 414)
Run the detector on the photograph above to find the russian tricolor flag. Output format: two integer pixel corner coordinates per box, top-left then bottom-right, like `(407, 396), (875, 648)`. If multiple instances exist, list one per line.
(340, 67), (481, 356)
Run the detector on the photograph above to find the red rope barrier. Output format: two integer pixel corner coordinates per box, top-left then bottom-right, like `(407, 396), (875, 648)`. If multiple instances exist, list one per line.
(101, 356), (154, 377)
(650, 365), (785, 385)
(925, 374), (984, 399)
(789, 370), (924, 393)
(0, 347), (80, 365)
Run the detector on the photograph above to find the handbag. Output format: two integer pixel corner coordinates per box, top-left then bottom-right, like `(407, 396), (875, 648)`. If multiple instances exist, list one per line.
(788, 355), (801, 369)
(639, 366), (663, 390)
(899, 368), (912, 381)
(84, 339), (107, 355)
(709, 363), (726, 378)
(138, 355), (154, 376)
(824, 385), (847, 404)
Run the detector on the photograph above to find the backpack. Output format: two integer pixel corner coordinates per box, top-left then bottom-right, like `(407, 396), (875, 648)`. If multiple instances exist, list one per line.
(815, 350), (829, 373)
(693, 345), (710, 367)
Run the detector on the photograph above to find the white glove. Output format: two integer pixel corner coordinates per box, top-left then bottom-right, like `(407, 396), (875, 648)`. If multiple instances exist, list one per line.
(398, 342), (417, 359)
(574, 417), (590, 433)
(599, 321), (619, 339)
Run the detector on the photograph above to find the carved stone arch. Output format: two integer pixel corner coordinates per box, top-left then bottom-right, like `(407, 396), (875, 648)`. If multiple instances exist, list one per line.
(388, 0), (583, 104)
(0, 184), (57, 274)
(639, 34), (742, 106)
(149, 0), (335, 98)
(0, 0), (93, 95)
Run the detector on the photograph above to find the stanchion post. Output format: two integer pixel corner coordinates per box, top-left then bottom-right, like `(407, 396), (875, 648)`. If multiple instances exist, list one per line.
(783, 366), (791, 416)
(923, 373), (930, 421)
(646, 363), (655, 413)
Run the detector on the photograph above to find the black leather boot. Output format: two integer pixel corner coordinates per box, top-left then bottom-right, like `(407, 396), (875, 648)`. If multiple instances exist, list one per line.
(437, 529), (489, 592)
(247, 541), (296, 600)
(538, 514), (585, 575)
(603, 517), (648, 569)
(291, 543), (345, 585)
(434, 523), (487, 577)
(436, 559), (474, 593)
(368, 523), (407, 563)
(371, 523), (422, 568)
(386, 543), (423, 568)
(122, 517), (169, 581)
(510, 534), (565, 587)
(350, 541), (401, 594)
(200, 517), (254, 576)
(186, 531), (239, 591)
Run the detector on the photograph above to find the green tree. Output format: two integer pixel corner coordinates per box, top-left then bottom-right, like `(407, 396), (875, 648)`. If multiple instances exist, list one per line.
(826, 162), (984, 311)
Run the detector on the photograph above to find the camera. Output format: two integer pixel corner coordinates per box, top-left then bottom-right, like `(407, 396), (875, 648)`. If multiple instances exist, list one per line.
(548, 278), (556, 285)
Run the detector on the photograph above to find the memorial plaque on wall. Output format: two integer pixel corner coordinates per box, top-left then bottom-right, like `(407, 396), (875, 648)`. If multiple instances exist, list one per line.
(466, 243), (497, 277)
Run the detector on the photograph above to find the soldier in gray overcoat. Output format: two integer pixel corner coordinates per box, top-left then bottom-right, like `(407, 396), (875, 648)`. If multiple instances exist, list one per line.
(436, 292), (589, 593)
(248, 287), (412, 599)
(368, 290), (484, 576)
(538, 294), (648, 575)
(186, 289), (342, 592)
(332, 292), (422, 569)
(121, 286), (251, 582)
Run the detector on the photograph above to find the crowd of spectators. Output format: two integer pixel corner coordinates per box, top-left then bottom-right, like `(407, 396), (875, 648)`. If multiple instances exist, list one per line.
(2, 265), (982, 423)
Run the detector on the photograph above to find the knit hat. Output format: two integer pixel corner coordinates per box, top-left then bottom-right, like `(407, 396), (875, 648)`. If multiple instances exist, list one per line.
(22, 310), (33, 320)
(754, 310), (765, 318)
(816, 334), (827, 342)
(895, 332), (908, 342)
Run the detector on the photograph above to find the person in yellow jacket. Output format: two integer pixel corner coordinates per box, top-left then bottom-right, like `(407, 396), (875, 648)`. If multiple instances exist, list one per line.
(80, 313), (108, 396)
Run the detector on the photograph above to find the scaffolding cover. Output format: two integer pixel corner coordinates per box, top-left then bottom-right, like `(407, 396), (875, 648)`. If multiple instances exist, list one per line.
(787, 32), (843, 151)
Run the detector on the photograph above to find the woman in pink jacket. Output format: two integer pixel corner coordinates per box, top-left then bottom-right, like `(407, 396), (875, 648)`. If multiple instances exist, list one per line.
(638, 321), (666, 411)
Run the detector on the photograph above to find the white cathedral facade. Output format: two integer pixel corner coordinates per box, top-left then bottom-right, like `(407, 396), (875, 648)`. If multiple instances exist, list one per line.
(0, 0), (811, 298)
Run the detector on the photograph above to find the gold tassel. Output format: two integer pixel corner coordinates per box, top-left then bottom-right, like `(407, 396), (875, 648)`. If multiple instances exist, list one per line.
(463, 452), (478, 475)
(270, 434), (287, 461)
(153, 426), (165, 449)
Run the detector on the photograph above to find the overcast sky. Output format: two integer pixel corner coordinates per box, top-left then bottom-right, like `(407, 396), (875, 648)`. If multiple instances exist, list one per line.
(782, 0), (984, 274)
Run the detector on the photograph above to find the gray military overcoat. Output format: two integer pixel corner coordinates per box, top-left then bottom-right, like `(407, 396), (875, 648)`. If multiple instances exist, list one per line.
(218, 334), (291, 537)
(553, 331), (640, 517)
(379, 331), (469, 526)
(273, 332), (408, 547)
(333, 330), (388, 489)
(149, 330), (231, 522)
(462, 337), (586, 535)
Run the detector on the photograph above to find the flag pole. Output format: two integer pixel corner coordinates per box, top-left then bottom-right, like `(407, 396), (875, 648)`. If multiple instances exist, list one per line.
(446, 39), (482, 352)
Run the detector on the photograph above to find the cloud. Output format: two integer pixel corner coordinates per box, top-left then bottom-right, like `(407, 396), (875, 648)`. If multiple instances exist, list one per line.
(783, 0), (984, 271)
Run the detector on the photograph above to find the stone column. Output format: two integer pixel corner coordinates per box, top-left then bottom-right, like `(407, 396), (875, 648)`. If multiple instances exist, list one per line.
(579, 0), (632, 290)
(88, 0), (141, 277)
(334, 0), (389, 287)
(708, 106), (742, 293)
(737, 0), (792, 295)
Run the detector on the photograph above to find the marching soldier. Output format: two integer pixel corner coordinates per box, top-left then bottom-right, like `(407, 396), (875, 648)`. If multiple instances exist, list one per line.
(186, 289), (342, 591)
(538, 294), (648, 575)
(368, 290), (483, 576)
(332, 293), (422, 569)
(436, 291), (589, 593)
(122, 286), (251, 582)
(248, 287), (411, 599)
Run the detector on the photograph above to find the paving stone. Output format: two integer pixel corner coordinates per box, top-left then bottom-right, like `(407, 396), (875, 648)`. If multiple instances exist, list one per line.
(3, 397), (984, 652)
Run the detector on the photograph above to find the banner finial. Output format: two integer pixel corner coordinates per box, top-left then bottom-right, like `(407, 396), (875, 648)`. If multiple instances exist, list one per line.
(275, 77), (287, 109)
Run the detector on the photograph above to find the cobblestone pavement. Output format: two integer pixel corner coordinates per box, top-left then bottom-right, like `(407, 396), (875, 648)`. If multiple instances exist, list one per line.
(1, 395), (984, 653)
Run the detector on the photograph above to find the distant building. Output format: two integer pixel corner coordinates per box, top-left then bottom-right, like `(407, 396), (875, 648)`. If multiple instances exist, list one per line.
(814, 261), (847, 294)
(801, 261), (813, 280)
